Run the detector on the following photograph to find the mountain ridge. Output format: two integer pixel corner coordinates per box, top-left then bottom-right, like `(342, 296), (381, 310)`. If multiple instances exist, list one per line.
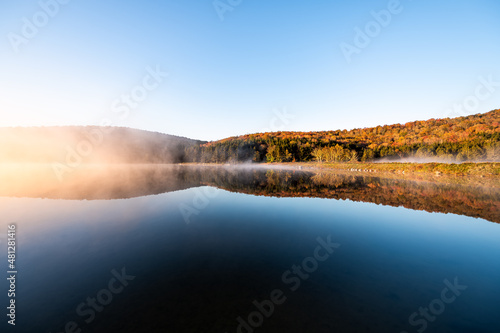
(1, 110), (498, 164)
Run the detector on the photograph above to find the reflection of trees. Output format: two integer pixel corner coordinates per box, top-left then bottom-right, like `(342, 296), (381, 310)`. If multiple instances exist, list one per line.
(197, 168), (499, 224)
(2, 165), (498, 223)
(311, 173), (350, 188)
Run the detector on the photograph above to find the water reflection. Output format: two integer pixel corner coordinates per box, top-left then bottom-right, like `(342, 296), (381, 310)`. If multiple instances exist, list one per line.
(1, 164), (498, 222)
(0, 164), (499, 332)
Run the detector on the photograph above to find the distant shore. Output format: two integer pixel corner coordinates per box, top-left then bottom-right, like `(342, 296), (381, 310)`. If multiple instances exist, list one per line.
(269, 161), (500, 187)
(277, 161), (499, 176)
(187, 161), (499, 176)
(184, 161), (500, 187)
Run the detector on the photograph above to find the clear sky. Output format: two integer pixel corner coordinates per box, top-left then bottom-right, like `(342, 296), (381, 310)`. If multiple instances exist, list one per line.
(0, 0), (499, 141)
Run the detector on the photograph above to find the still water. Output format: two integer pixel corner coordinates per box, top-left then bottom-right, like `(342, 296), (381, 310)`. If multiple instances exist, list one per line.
(0, 165), (499, 333)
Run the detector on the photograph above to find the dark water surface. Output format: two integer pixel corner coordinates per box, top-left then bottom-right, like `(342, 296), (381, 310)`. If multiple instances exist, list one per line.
(1, 165), (499, 333)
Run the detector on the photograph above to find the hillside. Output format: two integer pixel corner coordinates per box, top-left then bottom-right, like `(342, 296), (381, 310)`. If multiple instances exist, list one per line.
(0, 126), (205, 164)
(1, 110), (498, 166)
(185, 109), (500, 163)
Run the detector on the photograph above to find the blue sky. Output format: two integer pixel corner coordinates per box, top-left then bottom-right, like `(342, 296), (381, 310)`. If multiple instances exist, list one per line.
(0, 0), (499, 141)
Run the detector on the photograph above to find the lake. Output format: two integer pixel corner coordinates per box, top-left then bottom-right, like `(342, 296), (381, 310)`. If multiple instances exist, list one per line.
(0, 164), (499, 333)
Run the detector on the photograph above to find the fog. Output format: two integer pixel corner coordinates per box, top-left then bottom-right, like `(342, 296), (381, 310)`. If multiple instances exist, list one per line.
(0, 126), (203, 165)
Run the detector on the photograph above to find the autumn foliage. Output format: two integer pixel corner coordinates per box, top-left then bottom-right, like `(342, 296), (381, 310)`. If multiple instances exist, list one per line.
(186, 109), (500, 163)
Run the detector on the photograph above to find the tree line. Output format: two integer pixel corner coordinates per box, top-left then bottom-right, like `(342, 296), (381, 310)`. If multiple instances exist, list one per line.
(185, 109), (500, 163)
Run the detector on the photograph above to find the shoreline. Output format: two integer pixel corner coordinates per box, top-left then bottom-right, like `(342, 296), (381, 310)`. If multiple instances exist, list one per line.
(277, 161), (499, 175)
(181, 161), (500, 188)
(273, 161), (500, 188)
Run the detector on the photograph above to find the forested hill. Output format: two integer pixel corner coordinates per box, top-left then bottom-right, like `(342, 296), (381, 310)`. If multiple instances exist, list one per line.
(0, 126), (205, 164)
(1, 110), (499, 165)
(186, 109), (500, 163)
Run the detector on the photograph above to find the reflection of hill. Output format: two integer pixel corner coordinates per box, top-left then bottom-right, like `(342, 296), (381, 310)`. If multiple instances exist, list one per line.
(0, 165), (201, 200)
(1, 165), (498, 223)
(197, 167), (500, 223)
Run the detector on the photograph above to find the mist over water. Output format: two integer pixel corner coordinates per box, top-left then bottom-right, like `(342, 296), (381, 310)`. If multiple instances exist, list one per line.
(1, 164), (498, 222)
